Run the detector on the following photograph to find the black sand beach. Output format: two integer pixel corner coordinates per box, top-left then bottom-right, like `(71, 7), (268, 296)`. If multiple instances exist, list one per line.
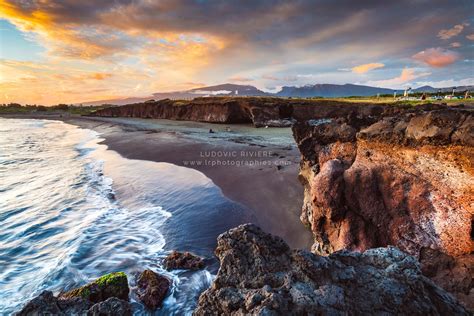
(3, 114), (312, 249)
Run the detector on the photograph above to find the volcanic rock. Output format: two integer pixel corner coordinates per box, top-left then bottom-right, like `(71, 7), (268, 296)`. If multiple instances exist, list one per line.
(292, 106), (474, 307)
(194, 224), (468, 315)
(60, 272), (129, 303)
(17, 291), (91, 316)
(136, 269), (171, 310)
(17, 290), (132, 316)
(164, 251), (205, 270)
(90, 97), (434, 128)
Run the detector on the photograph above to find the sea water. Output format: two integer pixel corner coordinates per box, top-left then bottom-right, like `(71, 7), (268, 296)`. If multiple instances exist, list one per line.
(0, 118), (250, 315)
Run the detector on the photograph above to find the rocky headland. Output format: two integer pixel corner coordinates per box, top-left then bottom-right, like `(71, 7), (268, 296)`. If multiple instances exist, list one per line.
(292, 104), (473, 308)
(194, 224), (468, 315)
(89, 99), (474, 310)
(90, 97), (435, 127)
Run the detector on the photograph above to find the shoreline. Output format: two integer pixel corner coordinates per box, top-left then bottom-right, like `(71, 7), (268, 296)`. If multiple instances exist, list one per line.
(2, 114), (312, 249)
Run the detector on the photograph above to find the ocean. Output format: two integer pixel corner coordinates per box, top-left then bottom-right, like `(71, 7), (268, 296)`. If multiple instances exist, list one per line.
(0, 118), (251, 315)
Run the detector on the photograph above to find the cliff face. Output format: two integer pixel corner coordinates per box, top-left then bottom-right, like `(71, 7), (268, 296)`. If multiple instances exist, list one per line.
(90, 97), (436, 128)
(194, 224), (468, 315)
(292, 106), (474, 307)
(90, 98), (253, 124)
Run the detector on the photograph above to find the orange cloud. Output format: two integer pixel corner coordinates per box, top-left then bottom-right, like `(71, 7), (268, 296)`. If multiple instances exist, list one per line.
(351, 62), (384, 74)
(0, 0), (117, 59)
(0, 0), (227, 62)
(467, 34), (474, 41)
(0, 59), (147, 105)
(412, 48), (459, 67)
(135, 34), (226, 84)
(88, 73), (113, 80)
(365, 68), (431, 88)
(437, 23), (468, 40)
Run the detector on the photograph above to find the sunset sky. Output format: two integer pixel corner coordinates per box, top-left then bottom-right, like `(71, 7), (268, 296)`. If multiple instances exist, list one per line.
(0, 0), (473, 105)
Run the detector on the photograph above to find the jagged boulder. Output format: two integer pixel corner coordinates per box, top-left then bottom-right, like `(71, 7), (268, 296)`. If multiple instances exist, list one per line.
(164, 251), (205, 270)
(60, 272), (129, 303)
(136, 269), (171, 310)
(17, 289), (132, 316)
(16, 291), (91, 316)
(194, 224), (468, 315)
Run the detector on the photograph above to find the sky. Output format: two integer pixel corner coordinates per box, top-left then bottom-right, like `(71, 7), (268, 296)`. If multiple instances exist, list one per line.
(0, 0), (473, 105)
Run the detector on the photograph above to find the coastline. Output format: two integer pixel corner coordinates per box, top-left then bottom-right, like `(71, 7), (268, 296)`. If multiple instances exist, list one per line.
(2, 113), (312, 249)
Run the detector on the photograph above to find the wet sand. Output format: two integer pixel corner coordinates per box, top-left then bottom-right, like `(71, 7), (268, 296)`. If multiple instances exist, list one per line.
(2, 114), (313, 248)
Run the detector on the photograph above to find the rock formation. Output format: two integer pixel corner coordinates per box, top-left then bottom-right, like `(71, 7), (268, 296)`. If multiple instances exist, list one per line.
(164, 251), (205, 270)
(60, 272), (129, 303)
(194, 224), (468, 315)
(17, 291), (92, 316)
(17, 272), (131, 315)
(292, 106), (474, 308)
(90, 97), (432, 128)
(136, 269), (171, 310)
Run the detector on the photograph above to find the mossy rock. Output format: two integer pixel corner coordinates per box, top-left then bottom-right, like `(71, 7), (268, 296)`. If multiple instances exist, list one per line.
(61, 272), (129, 303)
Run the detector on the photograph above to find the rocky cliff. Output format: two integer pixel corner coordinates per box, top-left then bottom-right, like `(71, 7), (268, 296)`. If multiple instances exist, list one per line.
(90, 97), (432, 128)
(194, 224), (468, 315)
(292, 105), (474, 308)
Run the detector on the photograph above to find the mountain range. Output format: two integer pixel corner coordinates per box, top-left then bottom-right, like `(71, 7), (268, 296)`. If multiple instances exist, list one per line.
(79, 83), (473, 106)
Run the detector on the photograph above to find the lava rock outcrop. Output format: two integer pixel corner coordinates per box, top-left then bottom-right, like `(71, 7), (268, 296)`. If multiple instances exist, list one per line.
(292, 105), (474, 308)
(194, 224), (468, 315)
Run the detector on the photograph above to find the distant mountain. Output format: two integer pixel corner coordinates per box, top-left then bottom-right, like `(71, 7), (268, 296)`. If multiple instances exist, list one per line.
(78, 84), (267, 105)
(152, 83), (268, 99)
(277, 83), (396, 98)
(413, 85), (474, 93)
(78, 83), (473, 106)
(412, 86), (438, 93)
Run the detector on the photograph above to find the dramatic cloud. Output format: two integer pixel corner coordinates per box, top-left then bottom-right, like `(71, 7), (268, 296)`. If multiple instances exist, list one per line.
(0, 0), (472, 104)
(450, 42), (462, 48)
(412, 48), (460, 67)
(467, 34), (474, 40)
(352, 63), (385, 74)
(437, 23), (469, 40)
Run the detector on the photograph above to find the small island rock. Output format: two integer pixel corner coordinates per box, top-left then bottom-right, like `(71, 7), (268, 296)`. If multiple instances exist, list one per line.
(164, 251), (205, 270)
(136, 269), (171, 310)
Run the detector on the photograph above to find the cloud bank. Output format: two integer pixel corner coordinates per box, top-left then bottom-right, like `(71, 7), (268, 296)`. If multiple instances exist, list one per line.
(0, 0), (472, 104)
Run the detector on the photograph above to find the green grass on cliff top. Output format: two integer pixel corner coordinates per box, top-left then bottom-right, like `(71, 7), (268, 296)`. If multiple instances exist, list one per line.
(1, 96), (472, 115)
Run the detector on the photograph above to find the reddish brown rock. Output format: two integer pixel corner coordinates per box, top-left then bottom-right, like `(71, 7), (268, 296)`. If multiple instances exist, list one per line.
(292, 107), (474, 308)
(164, 251), (205, 270)
(194, 224), (469, 315)
(136, 270), (171, 310)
